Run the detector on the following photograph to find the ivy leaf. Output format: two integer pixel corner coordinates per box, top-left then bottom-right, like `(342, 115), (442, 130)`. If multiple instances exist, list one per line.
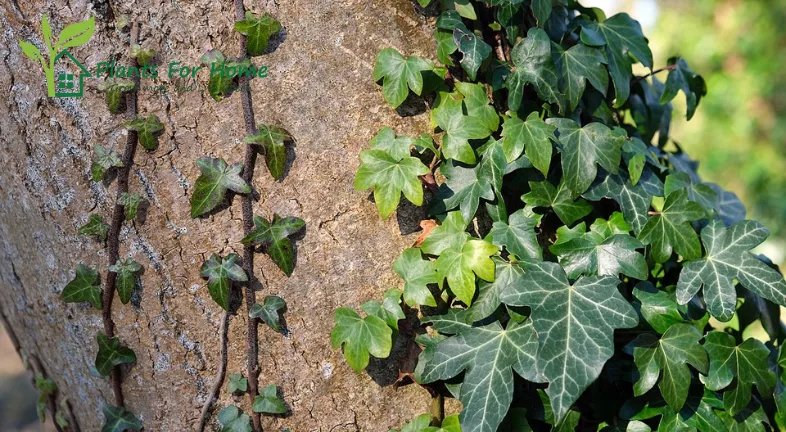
(435, 239), (499, 306)
(373, 48), (434, 108)
(548, 118), (624, 195)
(432, 90), (495, 164)
(252, 384), (286, 414)
(62, 264), (101, 309)
(79, 214), (109, 241)
(241, 215), (305, 275)
(429, 159), (494, 224)
(118, 192), (144, 221)
(97, 80), (134, 114)
(199, 253), (248, 311)
(719, 398), (771, 432)
(331, 307), (393, 372)
(233, 12), (281, 56)
(415, 320), (542, 432)
(663, 172), (718, 216)
(499, 261), (639, 422)
(580, 13), (653, 107)
(422, 415), (461, 432)
(550, 216), (647, 279)
(661, 57), (706, 120)
(190, 157), (251, 218)
(622, 137), (665, 186)
(394, 248), (439, 307)
(125, 114), (163, 151)
(362, 127), (415, 161)
(102, 405), (142, 432)
(91, 144), (124, 181)
(250, 295), (287, 333)
(228, 373), (248, 394)
(129, 44), (156, 67)
(704, 331), (775, 416)
(435, 30), (457, 66)
(453, 26), (491, 81)
(638, 189), (705, 263)
(626, 324), (708, 411)
(488, 208), (542, 261)
(361, 289), (405, 330)
(201, 50), (237, 101)
(501, 112), (557, 176)
(583, 170), (664, 235)
(420, 211), (471, 256)
(532, 0), (552, 25)
(243, 124), (292, 180)
(508, 28), (561, 111)
(677, 219), (786, 322)
(108, 258), (142, 304)
(95, 333), (136, 377)
(553, 43), (608, 112)
(521, 179), (592, 226)
(217, 406), (252, 432)
(707, 183), (746, 226)
(456, 82), (500, 132)
(355, 149), (429, 219)
(633, 282), (691, 334)
(465, 258), (525, 323)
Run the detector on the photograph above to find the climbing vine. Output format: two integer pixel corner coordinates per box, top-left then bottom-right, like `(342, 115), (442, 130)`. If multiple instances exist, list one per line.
(193, 2), (300, 432)
(334, 1), (786, 431)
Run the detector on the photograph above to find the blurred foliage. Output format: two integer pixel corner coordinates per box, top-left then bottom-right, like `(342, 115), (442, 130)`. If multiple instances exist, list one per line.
(650, 0), (786, 253)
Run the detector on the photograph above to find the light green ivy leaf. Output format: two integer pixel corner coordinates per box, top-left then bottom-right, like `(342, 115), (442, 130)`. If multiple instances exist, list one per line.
(501, 111), (557, 176)
(234, 12), (282, 56)
(252, 384), (286, 414)
(79, 213), (109, 241)
(488, 208), (542, 262)
(354, 149), (430, 219)
(125, 114), (163, 151)
(118, 192), (144, 221)
(217, 405), (252, 432)
(394, 248), (439, 307)
(361, 289), (405, 330)
(331, 307), (393, 372)
(228, 373), (248, 394)
(91, 144), (124, 181)
(435, 239), (498, 305)
(373, 48), (434, 108)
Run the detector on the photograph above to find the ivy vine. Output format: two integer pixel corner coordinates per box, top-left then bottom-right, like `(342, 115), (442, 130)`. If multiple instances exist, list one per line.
(334, 1), (786, 432)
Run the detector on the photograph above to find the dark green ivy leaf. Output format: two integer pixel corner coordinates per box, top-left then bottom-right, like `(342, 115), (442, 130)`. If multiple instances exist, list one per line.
(394, 248), (439, 307)
(117, 192), (144, 221)
(552, 42), (608, 112)
(453, 25), (491, 81)
(664, 172), (718, 217)
(521, 179), (592, 226)
(638, 189), (705, 263)
(501, 111), (557, 176)
(97, 80), (134, 114)
(488, 208), (542, 261)
(125, 114), (163, 151)
(677, 220), (786, 322)
(508, 28), (562, 111)
(500, 261), (638, 422)
(199, 253), (247, 310)
(228, 373), (248, 394)
(583, 169), (664, 235)
(91, 144), (124, 181)
(200, 50), (237, 102)
(626, 324), (708, 411)
(108, 258), (142, 304)
(218, 405), (252, 432)
(243, 124), (292, 180)
(331, 307), (392, 372)
(373, 48), (434, 108)
(661, 57), (706, 120)
(102, 404), (142, 432)
(241, 215), (305, 276)
(79, 213), (109, 241)
(190, 157), (251, 218)
(429, 159), (495, 224)
(633, 282), (691, 334)
(532, 0), (553, 26)
(95, 333), (136, 377)
(252, 384), (286, 414)
(250, 295), (287, 333)
(62, 264), (101, 309)
(233, 12), (282, 56)
(704, 331), (775, 416)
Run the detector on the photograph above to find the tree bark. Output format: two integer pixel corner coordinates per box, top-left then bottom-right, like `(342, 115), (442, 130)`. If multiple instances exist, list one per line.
(0, 0), (440, 430)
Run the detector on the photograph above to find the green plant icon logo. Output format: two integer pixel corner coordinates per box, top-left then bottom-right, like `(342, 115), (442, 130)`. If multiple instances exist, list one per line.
(19, 15), (95, 98)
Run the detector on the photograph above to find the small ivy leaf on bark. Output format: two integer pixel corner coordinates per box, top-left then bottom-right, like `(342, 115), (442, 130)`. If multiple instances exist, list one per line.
(361, 289), (405, 330)
(101, 404), (142, 432)
(200, 253), (248, 311)
(626, 324), (708, 411)
(508, 28), (562, 112)
(79, 213), (109, 241)
(95, 333), (136, 377)
(677, 220), (786, 322)
(501, 111), (557, 176)
(108, 258), (142, 304)
(488, 208), (542, 262)
(354, 148), (429, 219)
(97, 80), (134, 114)
(241, 215), (305, 276)
(190, 157), (251, 218)
(129, 44), (156, 67)
(249, 295), (287, 333)
(521, 179), (592, 226)
(62, 264), (101, 309)
(201, 50), (238, 101)
(228, 373), (248, 394)
(331, 307), (393, 373)
(435, 239), (498, 306)
(252, 384), (287, 414)
(218, 405), (252, 432)
(91, 144), (124, 181)
(660, 57), (706, 120)
(125, 114), (164, 151)
(638, 189), (705, 264)
(394, 248), (439, 307)
(423, 414), (462, 432)
(234, 12), (282, 56)
(117, 192), (144, 221)
(500, 261), (638, 423)
(704, 331), (775, 416)
(373, 48), (434, 108)
(243, 124), (292, 180)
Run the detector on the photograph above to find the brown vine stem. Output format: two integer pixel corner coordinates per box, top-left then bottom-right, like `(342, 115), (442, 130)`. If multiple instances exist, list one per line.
(233, 0), (264, 430)
(101, 21), (141, 408)
(198, 310), (230, 432)
(632, 63), (677, 85)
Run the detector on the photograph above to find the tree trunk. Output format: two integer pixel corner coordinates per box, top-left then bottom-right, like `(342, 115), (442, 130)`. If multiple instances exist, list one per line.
(0, 0), (438, 430)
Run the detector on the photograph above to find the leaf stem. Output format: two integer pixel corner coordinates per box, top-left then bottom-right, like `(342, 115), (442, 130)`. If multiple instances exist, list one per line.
(632, 64), (677, 85)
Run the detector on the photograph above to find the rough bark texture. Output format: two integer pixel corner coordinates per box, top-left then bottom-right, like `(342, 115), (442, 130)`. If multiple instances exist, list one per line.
(0, 0), (446, 430)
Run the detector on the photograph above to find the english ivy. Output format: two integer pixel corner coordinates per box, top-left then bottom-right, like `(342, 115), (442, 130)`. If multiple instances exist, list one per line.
(95, 333), (136, 377)
(78, 213), (109, 241)
(243, 124), (292, 180)
(249, 295), (287, 333)
(241, 215), (305, 276)
(108, 258), (142, 304)
(252, 385), (286, 414)
(61, 264), (101, 309)
(335, 1), (786, 431)
(91, 144), (124, 181)
(124, 114), (163, 151)
(190, 157), (251, 218)
(233, 12), (282, 57)
(199, 253), (248, 311)
(101, 404), (142, 432)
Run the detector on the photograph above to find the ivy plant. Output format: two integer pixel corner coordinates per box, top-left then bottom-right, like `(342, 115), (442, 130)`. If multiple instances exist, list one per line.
(337, 1), (786, 431)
